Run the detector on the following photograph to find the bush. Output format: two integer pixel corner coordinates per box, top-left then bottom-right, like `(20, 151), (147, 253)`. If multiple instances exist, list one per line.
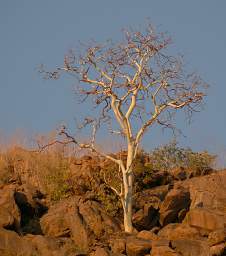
(148, 141), (216, 173)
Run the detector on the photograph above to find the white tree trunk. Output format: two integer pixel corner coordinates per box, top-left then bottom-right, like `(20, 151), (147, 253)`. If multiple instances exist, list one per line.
(122, 141), (134, 233)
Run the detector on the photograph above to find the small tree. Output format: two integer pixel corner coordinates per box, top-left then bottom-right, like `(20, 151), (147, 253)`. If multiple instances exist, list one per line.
(40, 24), (207, 233)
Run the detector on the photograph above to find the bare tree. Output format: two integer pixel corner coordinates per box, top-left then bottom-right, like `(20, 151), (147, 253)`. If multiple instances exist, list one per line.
(40, 24), (207, 233)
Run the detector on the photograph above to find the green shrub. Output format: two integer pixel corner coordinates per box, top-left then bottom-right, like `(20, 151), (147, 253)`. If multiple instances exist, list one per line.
(148, 141), (216, 172)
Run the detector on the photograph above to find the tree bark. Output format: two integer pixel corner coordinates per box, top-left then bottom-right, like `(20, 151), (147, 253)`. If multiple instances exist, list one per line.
(122, 141), (134, 233)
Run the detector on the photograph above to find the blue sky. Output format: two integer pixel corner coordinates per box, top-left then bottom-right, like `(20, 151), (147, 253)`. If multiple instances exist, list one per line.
(0, 1), (226, 163)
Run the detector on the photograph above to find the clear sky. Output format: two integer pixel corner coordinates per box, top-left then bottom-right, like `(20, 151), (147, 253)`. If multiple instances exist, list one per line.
(0, 1), (226, 163)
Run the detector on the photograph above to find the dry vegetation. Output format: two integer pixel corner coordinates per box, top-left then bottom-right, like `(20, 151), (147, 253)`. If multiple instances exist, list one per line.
(0, 136), (217, 216)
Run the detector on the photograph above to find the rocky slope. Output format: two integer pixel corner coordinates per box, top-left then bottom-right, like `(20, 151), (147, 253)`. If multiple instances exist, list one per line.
(0, 159), (226, 255)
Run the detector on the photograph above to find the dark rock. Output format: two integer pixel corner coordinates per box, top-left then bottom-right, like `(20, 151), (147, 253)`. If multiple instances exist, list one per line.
(133, 204), (159, 231)
(159, 187), (190, 226)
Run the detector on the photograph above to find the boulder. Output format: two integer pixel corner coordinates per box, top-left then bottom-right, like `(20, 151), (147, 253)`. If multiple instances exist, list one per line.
(25, 234), (81, 256)
(159, 187), (190, 226)
(134, 186), (168, 210)
(142, 171), (172, 187)
(0, 228), (35, 256)
(137, 230), (158, 241)
(126, 236), (152, 256)
(184, 208), (225, 232)
(151, 245), (180, 256)
(78, 200), (121, 236)
(40, 197), (89, 253)
(208, 228), (226, 246)
(209, 243), (226, 256)
(90, 247), (110, 256)
(40, 198), (121, 252)
(171, 239), (210, 256)
(186, 170), (226, 213)
(158, 223), (200, 241)
(0, 185), (20, 231)
(110, 238), (126, 254)
(133, 204), (159, 231)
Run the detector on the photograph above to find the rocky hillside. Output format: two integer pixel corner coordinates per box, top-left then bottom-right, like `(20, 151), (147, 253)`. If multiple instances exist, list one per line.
(0, 147), (225, 256)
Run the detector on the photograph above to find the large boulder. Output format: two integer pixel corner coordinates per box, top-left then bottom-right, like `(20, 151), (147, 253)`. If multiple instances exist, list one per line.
(151, 245), (180, 256)
(78, 199), (121, 237)
(40, 197), (121, 252)
(208, 228), (226, 246)
(24, 234), (81, 256)
(159, 187), (190, 226)
(171, 239), (210, 256)
(184, 208), (225, 232)
(133, 204), (159, 231)
(40, 197), (89, 253)
(0, 228), (35, 256)
(0, 185), (20, 231)
(158, 223), (200, 241)
(126, 236), (152, 256)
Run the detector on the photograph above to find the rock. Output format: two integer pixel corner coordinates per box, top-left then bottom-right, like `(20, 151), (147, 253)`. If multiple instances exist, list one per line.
(142, 171), (172, 187)
(0, 228), (35, 256)
(170, 167), (187, 181)
(134, 186), (168, 210)
(209, 243), (226, 256)
(78, 200), (121, 237)
(90, 247), (110, 256)
(186, 170), (226, 213)
(158, 223), (200, 240)
(25, 234), (81, 256)
(137, 230), (158, 241)
(171, 239), (210, 256)
(110, 238), (126, 254)
(41, 198), (121, 252)
(184, 208), (225, 232)
(151, 245), (180, 256)
(159, 187), (190, 226)
(0, 185), (20, 231)
(40, 197), (89, 253)
(133, 204), (159, 231)
(126, 236), (152, 256)
(152, 239), (170, 247)
(208, 228), (226, 246)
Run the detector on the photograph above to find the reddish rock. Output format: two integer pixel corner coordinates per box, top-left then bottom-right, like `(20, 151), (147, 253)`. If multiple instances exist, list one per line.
(209, 243), (226, 256)
(158, 223), (200, 241)
(0, 228), (35, 256)
(171, 239), (210, 256)
(0, 185), (20, 231)
(90, 247), (110, 256)
(159, 187), (190, 226)
(184, 208), (225, 232)
(78, 200), (121, 236)
(137, 230), (158, 241)
(110, 238), (126, 254)
(133, 204), (159, 231)
(126, 236), (152, 256)
(208, 228), (226, 246)
(40, 197), (89, 253)
(151, 245), (179, 256)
